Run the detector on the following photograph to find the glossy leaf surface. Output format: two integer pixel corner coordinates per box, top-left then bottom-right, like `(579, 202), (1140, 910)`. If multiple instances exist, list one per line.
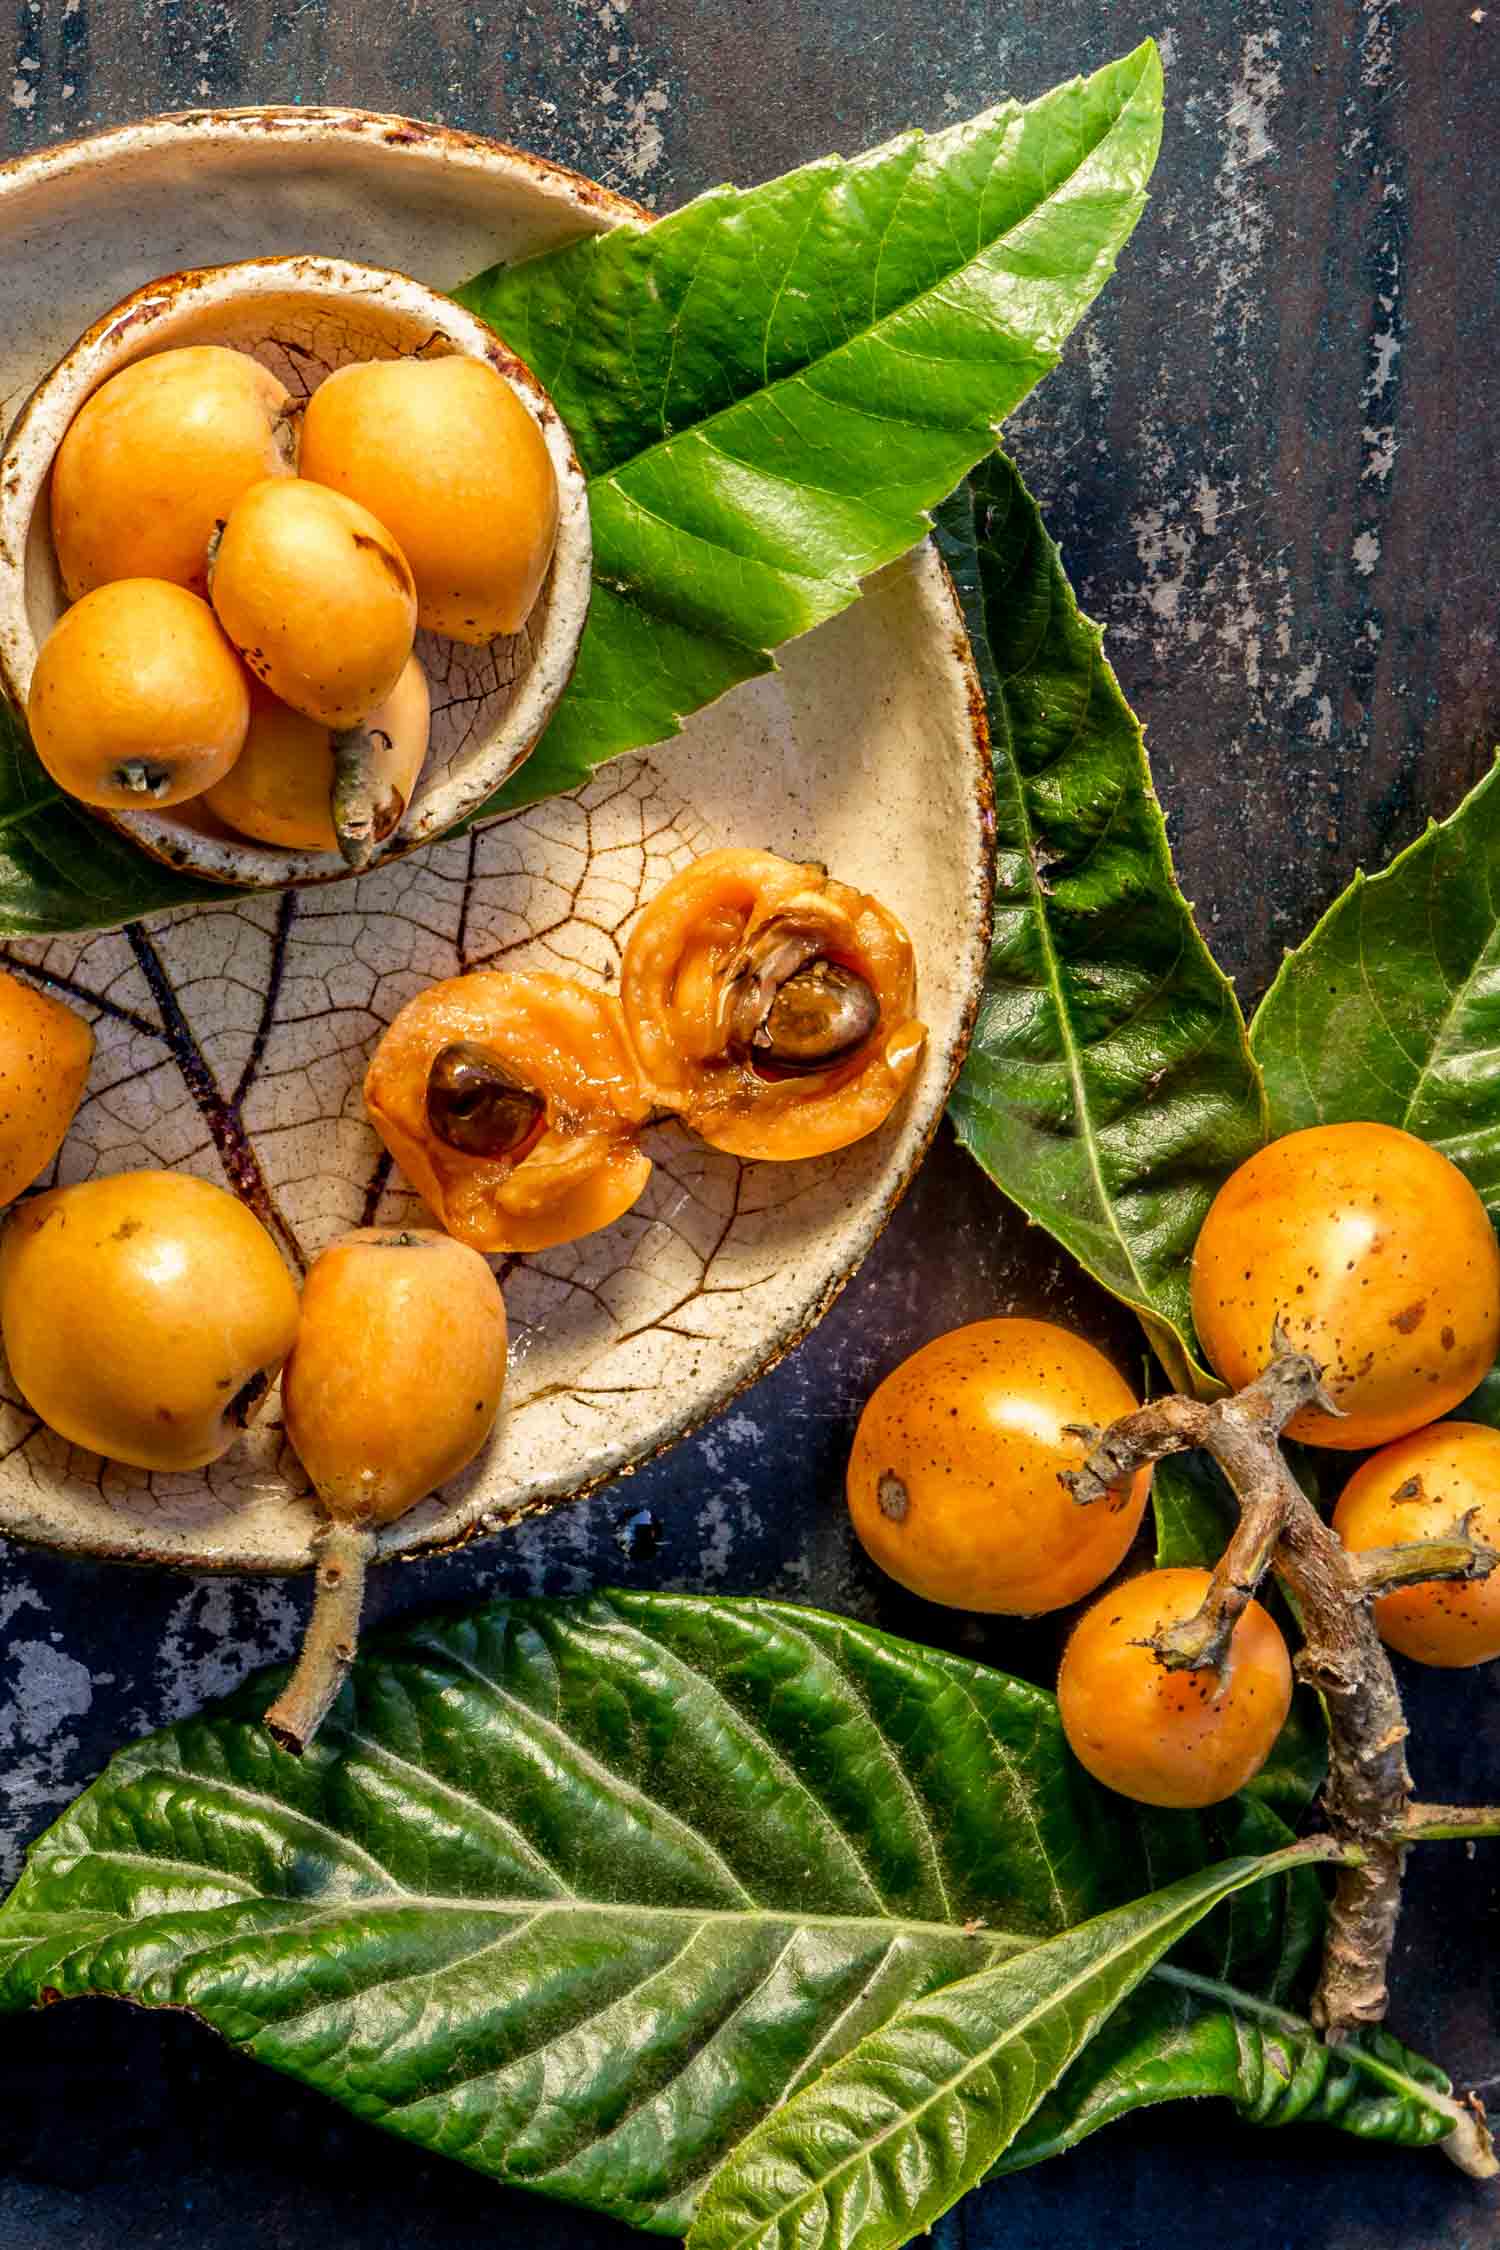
(1251, 755), (1500, 1211)
(687, 1846), (1327, 2250)
(940, 453), (1266, 1393)
(0, 1594), (1135, 2234)
(459, 43), (1163, 814)
(0, 1593), (1423, 2232)
(1001, 1968), (1465, 2174)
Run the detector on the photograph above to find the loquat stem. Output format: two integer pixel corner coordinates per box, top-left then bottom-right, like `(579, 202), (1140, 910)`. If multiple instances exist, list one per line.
(1151, 1453), (1290, 1673)
(1346, 1512), (1500, 1600)
(331, 726), (403, 871)
(1406, 1804), (1500, 1844)
(263, 1519), (377, 1756)
(1445, 2102), (1500, 2183)
(1067, 1348), (1426, 2039)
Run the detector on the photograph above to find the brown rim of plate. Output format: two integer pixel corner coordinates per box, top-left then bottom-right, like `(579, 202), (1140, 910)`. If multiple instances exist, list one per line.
(0, 103), (653, 231)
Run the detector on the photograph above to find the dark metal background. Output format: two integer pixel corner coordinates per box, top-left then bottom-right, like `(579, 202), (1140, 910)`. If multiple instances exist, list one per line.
(1, 3), (1498, 2245)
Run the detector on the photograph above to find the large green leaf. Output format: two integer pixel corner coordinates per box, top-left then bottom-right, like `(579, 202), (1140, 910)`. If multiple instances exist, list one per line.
(686, 1844), (1329, 2250)
(1251, 755), (1500, 1209)
(939, 453), (1267, 1395)
(0, 1592), (1149, 2235)
(458, 43), (1163, 815)
(0, 1591), (1438, 2237)
(0, 701), (233, 936)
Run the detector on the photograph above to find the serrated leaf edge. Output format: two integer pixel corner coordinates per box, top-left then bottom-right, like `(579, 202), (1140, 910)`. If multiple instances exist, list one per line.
(944, 462), (1265, 1394)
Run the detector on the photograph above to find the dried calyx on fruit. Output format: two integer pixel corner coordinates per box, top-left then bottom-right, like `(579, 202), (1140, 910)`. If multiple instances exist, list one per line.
(28, 579), (249, 810)
(203, 654), (430, 867)
(364, 970), (653, 1253)
(265, 1227), (506, 1754)
(621, 847), (925, 1159)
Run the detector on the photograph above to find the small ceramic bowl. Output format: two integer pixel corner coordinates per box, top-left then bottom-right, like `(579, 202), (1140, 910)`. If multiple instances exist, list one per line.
(0, 252), (592, 889)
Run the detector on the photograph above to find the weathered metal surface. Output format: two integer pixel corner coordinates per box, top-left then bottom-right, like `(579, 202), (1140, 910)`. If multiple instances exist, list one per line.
(1, 3), (1498, 2246)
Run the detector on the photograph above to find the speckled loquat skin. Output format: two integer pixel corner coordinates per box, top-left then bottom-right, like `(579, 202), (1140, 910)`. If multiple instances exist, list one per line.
(845, 1317), (1150, 1613)
(0, 1170), (299, 1471)
(299, 355), (559, 643)
(0, 969), (93, 1204)
(282, 1227), (507, 1524)
(1190, 1122), (1500, 1449)
(50, 344), (293, 601)
(1334, 1420), (1500, 1668)
(28, 578), (251, 808)
(208, 477), (416, 728)
(1058, 1566), (1293, 1809)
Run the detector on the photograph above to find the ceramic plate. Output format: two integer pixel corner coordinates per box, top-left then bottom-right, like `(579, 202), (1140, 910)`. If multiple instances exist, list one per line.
(0, 108), (993, 1572)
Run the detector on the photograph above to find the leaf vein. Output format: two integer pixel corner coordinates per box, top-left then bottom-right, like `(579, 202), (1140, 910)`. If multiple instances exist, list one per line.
(408, 1639), (762, 1907)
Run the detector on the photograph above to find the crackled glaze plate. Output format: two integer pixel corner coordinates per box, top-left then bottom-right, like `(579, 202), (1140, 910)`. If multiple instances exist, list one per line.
(0, 109), (992, 1573)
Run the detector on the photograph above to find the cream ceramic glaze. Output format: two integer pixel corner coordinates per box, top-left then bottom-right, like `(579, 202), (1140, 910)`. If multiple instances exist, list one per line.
(0, 109), (992, 1572)
(0, 251), (591, 885)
